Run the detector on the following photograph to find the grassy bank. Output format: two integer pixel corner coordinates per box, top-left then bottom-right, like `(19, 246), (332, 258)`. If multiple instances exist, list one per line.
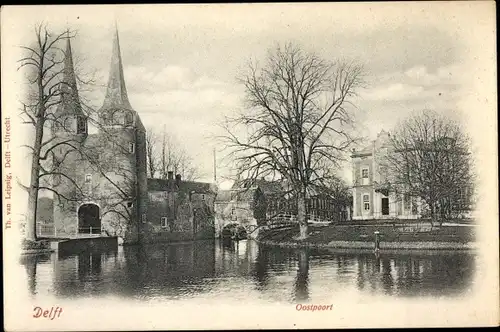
(21, 239), (55, 255)
(257, 223), (476, 250)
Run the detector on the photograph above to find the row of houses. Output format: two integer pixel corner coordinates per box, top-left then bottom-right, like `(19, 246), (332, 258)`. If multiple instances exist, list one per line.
(213, 178), (352, 237)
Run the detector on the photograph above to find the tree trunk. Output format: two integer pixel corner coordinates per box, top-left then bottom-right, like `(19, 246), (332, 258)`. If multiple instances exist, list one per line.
(296, 189), (308, 240)
(26, 118), (45, 241)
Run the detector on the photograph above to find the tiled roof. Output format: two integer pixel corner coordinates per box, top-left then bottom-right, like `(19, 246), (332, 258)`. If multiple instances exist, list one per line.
(100, 26), (133, 112)
(147, 178), (173, 192)
(231, 178), (283, 195)
(215, 190), (232, 202)
(147, 178), (216, 194)
(54, 38), (84, 118)
(179, 181), (216, 194)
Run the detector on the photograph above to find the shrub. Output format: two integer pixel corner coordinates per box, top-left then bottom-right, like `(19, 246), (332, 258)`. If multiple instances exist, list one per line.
(22, 239), (50, 250)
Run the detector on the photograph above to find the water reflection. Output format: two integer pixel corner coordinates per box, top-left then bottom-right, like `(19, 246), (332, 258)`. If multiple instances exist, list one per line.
(21, 240), (476, 302)
(294, 248), (310, 302)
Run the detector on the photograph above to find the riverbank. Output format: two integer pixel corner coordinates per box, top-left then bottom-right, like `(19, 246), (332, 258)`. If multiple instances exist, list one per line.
(21, 239), (56, 255)
(257, 223), (477, 250)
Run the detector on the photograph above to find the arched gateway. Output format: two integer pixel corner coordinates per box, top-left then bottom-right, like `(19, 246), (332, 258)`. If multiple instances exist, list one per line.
(78, 203), (101, 234)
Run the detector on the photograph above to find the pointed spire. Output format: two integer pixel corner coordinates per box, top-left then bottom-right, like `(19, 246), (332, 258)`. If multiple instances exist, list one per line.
(56, 34), (82, 116)
(101, 24), (133, 111)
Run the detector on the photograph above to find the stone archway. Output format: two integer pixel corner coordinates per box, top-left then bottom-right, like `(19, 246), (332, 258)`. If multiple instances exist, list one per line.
(78, 203), (101, 234)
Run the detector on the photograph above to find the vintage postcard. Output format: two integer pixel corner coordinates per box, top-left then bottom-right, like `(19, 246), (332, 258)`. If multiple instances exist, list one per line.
(2, 3), (498, 330)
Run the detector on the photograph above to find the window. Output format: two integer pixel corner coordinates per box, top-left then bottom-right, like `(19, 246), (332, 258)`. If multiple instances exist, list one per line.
(103, 113), (111, 125)
(161, 217), (168, 228)
(53, 174), (61, 185)
(63, 117), (73, 132)
(201, 194), (205, 201)
(85, 174), (92, 183)
(129, 142), (135, 153)
(404, 194), (411, 210)
(362, 168), (369, 178)
(124, 112), (133, 126)
(77, 115), (87, 134)
(363, 194), (370, 211)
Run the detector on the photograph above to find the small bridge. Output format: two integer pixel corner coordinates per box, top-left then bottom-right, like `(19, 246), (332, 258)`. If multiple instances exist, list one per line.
(243, 214), (300, 237)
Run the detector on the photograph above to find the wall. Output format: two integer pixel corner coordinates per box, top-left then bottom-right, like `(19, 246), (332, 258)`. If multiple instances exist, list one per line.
(51, 124), (142, 243)
(135, 124), (149, 243)
(143, 190), (215, 243)
(352, 131), (425, 221)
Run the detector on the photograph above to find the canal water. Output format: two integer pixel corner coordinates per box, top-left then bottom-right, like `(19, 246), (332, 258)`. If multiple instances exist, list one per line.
(20, 240), (476, 303)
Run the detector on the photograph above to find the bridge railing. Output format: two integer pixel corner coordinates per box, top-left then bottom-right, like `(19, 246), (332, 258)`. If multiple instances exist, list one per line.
(76, 226), (102, 236)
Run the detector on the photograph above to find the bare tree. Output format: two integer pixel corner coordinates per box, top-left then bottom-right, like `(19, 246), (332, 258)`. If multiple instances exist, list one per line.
(320, 176), (352, 207)
(219, 43), (364, 239)
(385, 110), (474, 224)
(147, 126), (200, 181)
(18, 24), (80, 241)
(146, 128), (159, 178)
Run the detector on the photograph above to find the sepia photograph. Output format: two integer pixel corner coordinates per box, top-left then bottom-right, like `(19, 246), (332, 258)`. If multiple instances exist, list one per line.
(1, 3), (498, 330)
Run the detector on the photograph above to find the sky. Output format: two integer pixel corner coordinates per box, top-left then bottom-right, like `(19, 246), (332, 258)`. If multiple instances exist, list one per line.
(3, 3), (496, 190)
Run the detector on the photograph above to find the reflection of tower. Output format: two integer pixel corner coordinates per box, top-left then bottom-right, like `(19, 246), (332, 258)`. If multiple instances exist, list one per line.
(293, 248), (310, 302)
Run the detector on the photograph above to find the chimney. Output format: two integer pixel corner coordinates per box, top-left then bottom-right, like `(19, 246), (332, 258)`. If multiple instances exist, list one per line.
(167, 171), (173, 180)
(175, 174), (181, 187)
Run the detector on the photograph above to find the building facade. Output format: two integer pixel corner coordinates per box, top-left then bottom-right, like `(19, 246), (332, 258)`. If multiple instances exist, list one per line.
(351, 130), (421, 220)
(146, 174), (217, 243)
(214, 178), (351, 235)
(51, 28), (147, 244)
(214, 185), (267, 238)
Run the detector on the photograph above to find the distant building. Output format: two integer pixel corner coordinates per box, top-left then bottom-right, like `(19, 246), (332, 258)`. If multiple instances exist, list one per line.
(351, 130), (473, 220)
(146, 173), (217, 243)
(215, 178), (351, 235)
(214, 180), (268, 237)
(351, 130), (421, 220)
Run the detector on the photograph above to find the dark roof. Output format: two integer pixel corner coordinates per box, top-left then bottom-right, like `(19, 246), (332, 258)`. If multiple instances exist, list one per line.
(147, 178), (216, 194)
(100, 27), (133, 112)
(231, 178), (283, 195)
(215, 190), (232, 202)
(147, 178), (173, 192)
(179, 181), (216, 194)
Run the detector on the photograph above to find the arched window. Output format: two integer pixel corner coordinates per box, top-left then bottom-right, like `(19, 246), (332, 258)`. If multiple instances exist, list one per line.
(102, 112), (111, 125)
(124, 111), (133, 127)
(63, 117), (73, 132)
(77, 115), (87, 134)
